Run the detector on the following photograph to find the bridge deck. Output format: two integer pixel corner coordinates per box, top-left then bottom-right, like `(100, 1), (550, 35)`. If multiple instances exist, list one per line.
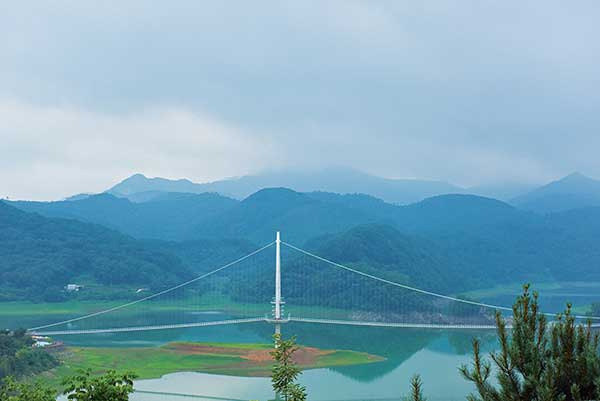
(33, 316), (600, 336)
(32, 317), (266, 336)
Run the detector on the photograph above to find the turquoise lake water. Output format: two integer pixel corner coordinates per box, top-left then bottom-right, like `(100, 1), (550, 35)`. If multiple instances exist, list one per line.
(9, 282), (600, 401)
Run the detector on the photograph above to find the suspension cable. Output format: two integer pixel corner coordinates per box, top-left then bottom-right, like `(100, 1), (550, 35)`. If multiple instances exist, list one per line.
(282, 241), (600, 321)
(29, 241), (275, 331)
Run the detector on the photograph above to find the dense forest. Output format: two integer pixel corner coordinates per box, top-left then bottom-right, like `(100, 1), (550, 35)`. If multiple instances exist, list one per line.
(6, 186), (600, 306)
(13, 192), (238, 241)
(0, 329), (57, 379)
(227, 224), (488, 320)
(0, 202), (193, 302)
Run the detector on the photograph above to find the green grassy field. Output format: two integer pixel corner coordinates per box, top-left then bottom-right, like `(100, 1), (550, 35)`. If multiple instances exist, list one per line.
(0, 298), (266, 317)
(53, 346), (241, 377)
(39, 341), (383, 388)
(0, 297), (356, 327)
(459, 282), (562, 299)
(0, 300), (124, 316)
(459, 281), (600, 316)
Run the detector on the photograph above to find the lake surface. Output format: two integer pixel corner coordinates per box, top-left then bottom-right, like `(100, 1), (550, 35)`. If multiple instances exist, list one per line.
(10, 283), (600, 401)
(46, 319), (497, 401)
(474, 281), (600, 314)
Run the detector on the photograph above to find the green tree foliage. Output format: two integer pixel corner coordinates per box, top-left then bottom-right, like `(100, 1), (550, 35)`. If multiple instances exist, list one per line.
(271, 334), (307, 401)
(0, 329), (58, 379)
(591, 302), (600, 317)
(0, 377), (55, 401)
(12, 192), (238, 242)
(460, 285), (600, 401)
(62, 369), (136, 401)
(403, 374), (426, 401)
(232, 224), (464, 315)
(0, 201), (192, 302)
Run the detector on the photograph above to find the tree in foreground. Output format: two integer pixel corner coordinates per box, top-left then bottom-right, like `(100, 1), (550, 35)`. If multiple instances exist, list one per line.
(62, 369), (137, 401)
(460, 284), (600, 401)
(0, 377), (55, 401)
(271, 334), (307, 401)
(403, 374), (427, 401)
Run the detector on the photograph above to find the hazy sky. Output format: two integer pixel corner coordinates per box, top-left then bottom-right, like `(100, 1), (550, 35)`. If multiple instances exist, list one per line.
(2, 1), (600, 200)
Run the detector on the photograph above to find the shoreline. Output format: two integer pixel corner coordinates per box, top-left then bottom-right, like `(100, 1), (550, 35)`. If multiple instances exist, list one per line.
(40, 341), (384, 388)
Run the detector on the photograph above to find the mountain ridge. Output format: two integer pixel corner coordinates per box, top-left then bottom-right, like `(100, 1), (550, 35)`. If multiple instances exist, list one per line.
(107, 168), (467, 205)
(0, 201), (192, 301)
(512, 172), (600, 213)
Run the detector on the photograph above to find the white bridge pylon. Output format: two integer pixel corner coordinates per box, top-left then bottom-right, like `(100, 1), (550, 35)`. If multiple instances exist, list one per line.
(29, 232), (600, 336)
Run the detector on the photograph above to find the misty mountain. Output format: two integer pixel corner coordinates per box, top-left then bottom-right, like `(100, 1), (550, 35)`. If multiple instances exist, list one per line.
(302, 224), (456, 291)
(190, 189), (600, 285)
(192, 188), (386, 245)
(231, 224), (464, 312)
(303, 204), (600, 289)
(63, 193), (93, 201)
(15, 188), (519, 246)
(12, 189), (390, 244)
(512, 172), (600, 213)
(12, 192), (238, 241)
(11, 185), (600, 292)
(108, 168), (466, 204)
(467, 182), (535, 201)
(107, 174), (203, 197)
(147, 238), (258, 273)
(0, 201), (192, 301)
(391, 194), (524, 234)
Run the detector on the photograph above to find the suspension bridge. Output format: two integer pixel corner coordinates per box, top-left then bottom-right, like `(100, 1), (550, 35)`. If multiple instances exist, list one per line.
(29, 232), (600, 336)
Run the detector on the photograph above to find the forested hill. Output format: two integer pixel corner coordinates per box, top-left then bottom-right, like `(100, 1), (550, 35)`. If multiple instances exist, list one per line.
(0, 329), (58, 378)
(108, 169), (464, 204)
(231, 224), (467, 311)
(512, 172), (600, 213)
(0, 201), (192, 302)
(191, 188), (387, 245)
(12, 192), (237, 241)
(9, 188), (600, 293)
(303, 224), (456, 291)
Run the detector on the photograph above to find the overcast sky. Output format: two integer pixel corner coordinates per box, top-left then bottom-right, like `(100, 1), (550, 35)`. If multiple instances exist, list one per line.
(2, 1), (600, 200)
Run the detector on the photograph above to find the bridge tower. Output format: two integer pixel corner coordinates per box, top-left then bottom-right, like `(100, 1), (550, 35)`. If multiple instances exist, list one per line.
(275, 231), (282, 320)
(271, 231), (286, 335)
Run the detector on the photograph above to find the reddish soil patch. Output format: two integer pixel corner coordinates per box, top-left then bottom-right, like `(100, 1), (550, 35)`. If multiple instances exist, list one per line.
(165, 343), (332, 366)
(166, 343), (247, 356)
(244, 346), (331, 365)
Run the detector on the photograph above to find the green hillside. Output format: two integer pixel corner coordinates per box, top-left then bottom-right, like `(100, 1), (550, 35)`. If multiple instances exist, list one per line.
(12, 192), (237, 241)
(191, 188), (385, 245)
(0, 201), (192, 302)
(513, 172), (600, 213)
(10, 187), (600, 294)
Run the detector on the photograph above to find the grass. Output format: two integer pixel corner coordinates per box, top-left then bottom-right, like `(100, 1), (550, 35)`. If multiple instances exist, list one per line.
(0, 300), (124, 316)
(167, 342), (273, 350)
(39, 341), (383, 389)
(460, 282), (562, 299)
(312, 350), (382, 368)
(459, 281), (600, 316)
(0, 298), (357, 329)
(41, 345), (242, 388)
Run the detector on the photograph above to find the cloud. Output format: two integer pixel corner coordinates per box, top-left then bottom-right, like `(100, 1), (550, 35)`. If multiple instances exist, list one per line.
(1, 1), (600, 198)
(0, 99), (276, 200)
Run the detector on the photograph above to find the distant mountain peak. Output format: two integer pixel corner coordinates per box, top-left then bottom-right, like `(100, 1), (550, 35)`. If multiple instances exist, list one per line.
(105, 168), (466, 204)
(120, 173), (148, 183)
(560, 171), (593, 183)
(108, 173), (199, 196)
(513, 172), (600, 213)
(542, 172), (598, 191)
(242, 187), (312, 206)
(565, 171), (586, 178)
(418, 193), (513, 207)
